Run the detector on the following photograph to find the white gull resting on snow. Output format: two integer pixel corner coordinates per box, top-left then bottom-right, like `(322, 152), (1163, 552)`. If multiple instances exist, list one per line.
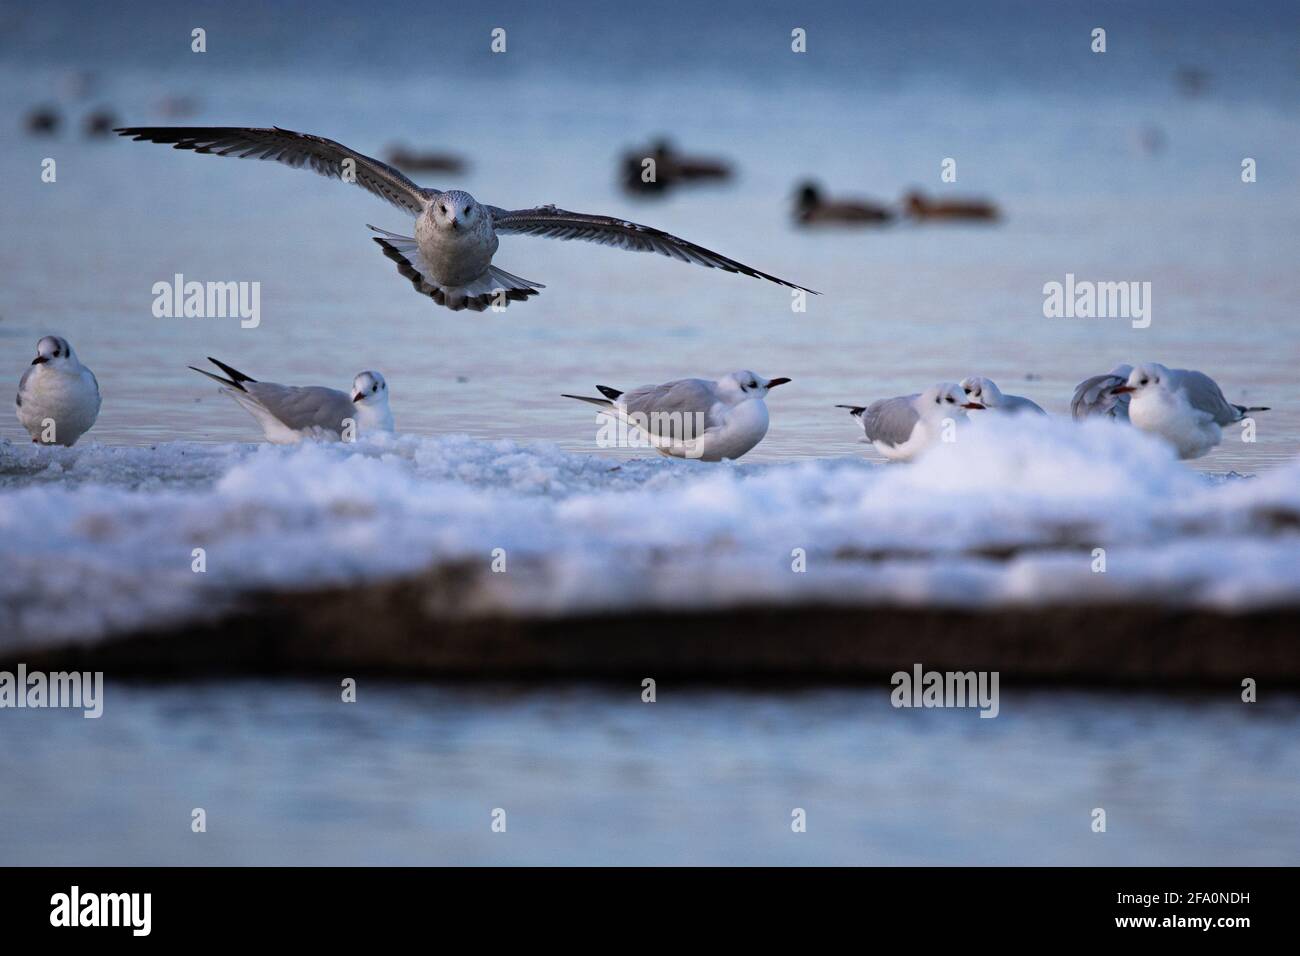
(562, 371), (790, 461)
(115, 126), (816, 311)
(1070, 364), (1133, 421)
(1111, 362), (1269, 459)
(15, 335), (101, 446)
(190, 357), (393, 444)
(959, 376), (1046, 415)
(837, 383), (984, 462)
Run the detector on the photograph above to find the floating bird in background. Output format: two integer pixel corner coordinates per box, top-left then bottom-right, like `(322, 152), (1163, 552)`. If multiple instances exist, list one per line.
(190, 357), (393, 444)
(384, 145), (466, 175)
(15, 336), (101, 446)
(621, 138), (733, 196)
(959, 376), (1046, 415)
(563, 371), (790, 461)
(116, 126), (814, 311)
(903, 190), (1000, 222)
(837, 383), (983, 461)
(1071, 364), (1134, 422)
(83, 108), (118, 138)
(1111, 363), (1268, 459)
(793, 181), (893, 226)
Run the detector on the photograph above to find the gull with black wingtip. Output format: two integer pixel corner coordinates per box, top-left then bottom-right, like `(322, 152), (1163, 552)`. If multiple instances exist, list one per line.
(191, 358), (393, 444)
(15, 336), (101, 446)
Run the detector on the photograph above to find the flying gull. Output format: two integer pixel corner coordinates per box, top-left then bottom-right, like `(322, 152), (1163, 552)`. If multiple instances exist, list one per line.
(115, 126), (816, 311)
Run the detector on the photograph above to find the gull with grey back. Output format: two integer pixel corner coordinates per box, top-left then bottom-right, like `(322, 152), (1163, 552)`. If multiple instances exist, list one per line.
(837, 383), (984, 462)
(1111, 363), (1269, 459)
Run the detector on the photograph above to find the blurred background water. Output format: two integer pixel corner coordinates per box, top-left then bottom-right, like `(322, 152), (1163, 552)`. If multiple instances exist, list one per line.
(1, 0), (1297, 468)
(1, 0), (1298, 865)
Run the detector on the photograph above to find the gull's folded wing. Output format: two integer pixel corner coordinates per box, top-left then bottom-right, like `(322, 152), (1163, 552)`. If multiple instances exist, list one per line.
(115, 126), (431, 216)
(487, 205), (817, 293)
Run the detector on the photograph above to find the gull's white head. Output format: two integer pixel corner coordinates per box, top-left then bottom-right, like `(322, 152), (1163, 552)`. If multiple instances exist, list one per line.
(920, 382), (982, 419)
(431, 189), (480, 231)
(718, 370), (792, 403)
(960, 376), (1004, 407)
(351, 370), (390, 406)
(31, 335), (78, 369)
(1116, 362), (1171, 398)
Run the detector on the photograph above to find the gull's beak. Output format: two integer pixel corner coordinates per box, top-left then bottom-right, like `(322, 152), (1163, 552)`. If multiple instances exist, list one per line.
(767, 377), (792, 388)
(31, 355), (48, 365)
(351, 392), (363, 403)
(1111, 385), (1136, 393)
(962, 402), (985, 409)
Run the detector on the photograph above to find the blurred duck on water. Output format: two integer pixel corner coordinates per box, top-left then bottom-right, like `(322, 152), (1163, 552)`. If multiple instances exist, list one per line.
(793, 181), (893, 226)
(621, 138), (733, 196)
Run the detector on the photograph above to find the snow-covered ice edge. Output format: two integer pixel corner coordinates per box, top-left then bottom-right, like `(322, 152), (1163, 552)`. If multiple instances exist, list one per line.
(2, 415), (1299, 652)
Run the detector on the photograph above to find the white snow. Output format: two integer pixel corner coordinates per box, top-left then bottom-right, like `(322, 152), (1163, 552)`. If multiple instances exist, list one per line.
(2, 414), (1298, 651)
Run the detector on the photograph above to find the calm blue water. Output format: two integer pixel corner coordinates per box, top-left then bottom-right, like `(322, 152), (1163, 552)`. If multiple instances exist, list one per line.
(1, 1), (1298, 865)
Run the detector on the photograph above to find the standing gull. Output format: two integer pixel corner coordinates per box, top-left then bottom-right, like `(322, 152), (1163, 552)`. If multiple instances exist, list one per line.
(959, 376), (1046, 415)
(837, 383), (983, 462)
(115, 126), (816, 311)
(1111, 363), (1269, 459)
(563, 371), (790, 461)
(191, 358), (393, 444)
(15, 336), (101, 446)
(1070, 364), (1133, 421)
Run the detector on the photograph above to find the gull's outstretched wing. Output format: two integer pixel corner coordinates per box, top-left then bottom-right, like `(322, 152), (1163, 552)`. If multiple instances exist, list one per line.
(860, 396), (921, 447)
(487, 205), (817, 293)
(114, 126), (431, 215)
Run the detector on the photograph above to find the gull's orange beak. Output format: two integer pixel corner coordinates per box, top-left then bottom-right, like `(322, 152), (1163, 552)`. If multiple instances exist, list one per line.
(963, 402), (985, 409)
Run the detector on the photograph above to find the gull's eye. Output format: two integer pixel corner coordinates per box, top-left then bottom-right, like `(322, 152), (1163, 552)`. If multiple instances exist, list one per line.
(372, 384), (378, 393)
(1140, 378), (1149, 386)
(440, 204), (447, 214)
